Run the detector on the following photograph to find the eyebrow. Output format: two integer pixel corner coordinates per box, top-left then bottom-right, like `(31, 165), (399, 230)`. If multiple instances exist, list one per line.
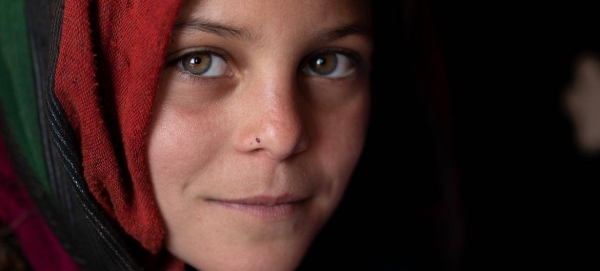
(319, 23), (371, 42)
(173, 17), (371, 43)
(173, 17), (254, 40)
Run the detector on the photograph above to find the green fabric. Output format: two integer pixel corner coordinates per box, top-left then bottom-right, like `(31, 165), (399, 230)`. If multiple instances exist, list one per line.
(0, 0), (50, 193)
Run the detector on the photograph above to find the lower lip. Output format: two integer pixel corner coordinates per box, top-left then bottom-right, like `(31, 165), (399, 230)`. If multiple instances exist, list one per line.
(212, 201), (305, 219)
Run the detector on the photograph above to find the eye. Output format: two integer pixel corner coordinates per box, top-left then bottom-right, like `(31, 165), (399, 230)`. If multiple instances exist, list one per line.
(179, 52), (229, 77)
(303, 52), (357, 78)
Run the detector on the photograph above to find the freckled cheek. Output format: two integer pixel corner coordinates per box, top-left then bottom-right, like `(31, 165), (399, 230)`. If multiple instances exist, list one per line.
(146, 107), (226, 189)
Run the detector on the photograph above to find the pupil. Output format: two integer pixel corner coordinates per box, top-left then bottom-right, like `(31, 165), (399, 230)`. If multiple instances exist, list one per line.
(316, 58), (325, 66)
(190, 57), (201, 65)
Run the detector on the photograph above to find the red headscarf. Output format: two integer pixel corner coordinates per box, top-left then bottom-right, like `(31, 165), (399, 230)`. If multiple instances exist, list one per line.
(55, 0), (183, 257)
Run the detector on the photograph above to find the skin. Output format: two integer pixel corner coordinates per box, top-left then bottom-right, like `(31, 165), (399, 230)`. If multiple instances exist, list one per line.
(564, 52), (600, 155)
(146, 0), (373, 270)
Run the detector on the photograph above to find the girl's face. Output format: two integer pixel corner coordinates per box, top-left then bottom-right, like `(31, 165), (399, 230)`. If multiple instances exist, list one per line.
(146, 0), (372, 270)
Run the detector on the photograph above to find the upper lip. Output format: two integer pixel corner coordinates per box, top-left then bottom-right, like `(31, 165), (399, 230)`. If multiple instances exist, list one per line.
(212, 194), (309, 206)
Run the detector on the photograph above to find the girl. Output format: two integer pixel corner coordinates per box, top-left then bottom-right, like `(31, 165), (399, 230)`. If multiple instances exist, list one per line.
(0, 0), (461, 270)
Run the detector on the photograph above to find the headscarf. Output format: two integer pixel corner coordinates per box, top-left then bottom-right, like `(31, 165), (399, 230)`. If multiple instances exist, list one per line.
(0, 1), (463, 270)
(55, 0), (183, 255)
(2, 0), (185, 270)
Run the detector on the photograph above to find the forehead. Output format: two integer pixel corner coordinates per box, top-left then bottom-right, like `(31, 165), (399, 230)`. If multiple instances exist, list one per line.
(176, 0), (372, 34)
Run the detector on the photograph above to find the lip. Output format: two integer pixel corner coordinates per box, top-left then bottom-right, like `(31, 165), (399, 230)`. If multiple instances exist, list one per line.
(208, 194), (309, 219)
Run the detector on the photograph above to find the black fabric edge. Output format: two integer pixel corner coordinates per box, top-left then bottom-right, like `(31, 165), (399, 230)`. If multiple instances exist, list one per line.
(23, 0), (143, 270)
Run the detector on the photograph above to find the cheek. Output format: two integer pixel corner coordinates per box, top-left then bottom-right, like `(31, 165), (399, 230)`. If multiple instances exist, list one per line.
(313, 91), (370, 198)
(146, 104), (225, 195)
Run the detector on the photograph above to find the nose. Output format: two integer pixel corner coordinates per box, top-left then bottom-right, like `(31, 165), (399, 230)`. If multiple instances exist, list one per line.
(234, 72), (310, 161)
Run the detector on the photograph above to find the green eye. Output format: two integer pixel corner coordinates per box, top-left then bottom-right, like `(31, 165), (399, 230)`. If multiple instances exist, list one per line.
(179, 52), (228, 77)
(304, 52), (356, 78)
(182, 53), (212, 75)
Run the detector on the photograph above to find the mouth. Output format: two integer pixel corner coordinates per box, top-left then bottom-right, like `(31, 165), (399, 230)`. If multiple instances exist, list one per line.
(207, 194), (310, 219)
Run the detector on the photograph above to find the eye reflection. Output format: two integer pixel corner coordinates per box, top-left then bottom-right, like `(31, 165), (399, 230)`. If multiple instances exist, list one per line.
(180, 52), (228, 77)
(304, 52), (356, 78)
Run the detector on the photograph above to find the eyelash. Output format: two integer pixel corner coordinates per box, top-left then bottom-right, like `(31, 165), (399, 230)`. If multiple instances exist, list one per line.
(163, 47), (365, 84)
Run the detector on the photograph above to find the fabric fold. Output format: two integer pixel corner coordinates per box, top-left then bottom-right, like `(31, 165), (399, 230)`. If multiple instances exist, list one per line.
(55, 0), (183, 254)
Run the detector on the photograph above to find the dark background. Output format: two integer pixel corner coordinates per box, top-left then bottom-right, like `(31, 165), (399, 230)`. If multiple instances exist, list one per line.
(300, 1), (599, 271)
(301, 0), (600, 271)
(431, 1), (600, 270)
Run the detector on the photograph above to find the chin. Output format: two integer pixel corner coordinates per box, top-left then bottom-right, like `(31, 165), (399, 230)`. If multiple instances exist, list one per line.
(173, 237), (313, 271)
